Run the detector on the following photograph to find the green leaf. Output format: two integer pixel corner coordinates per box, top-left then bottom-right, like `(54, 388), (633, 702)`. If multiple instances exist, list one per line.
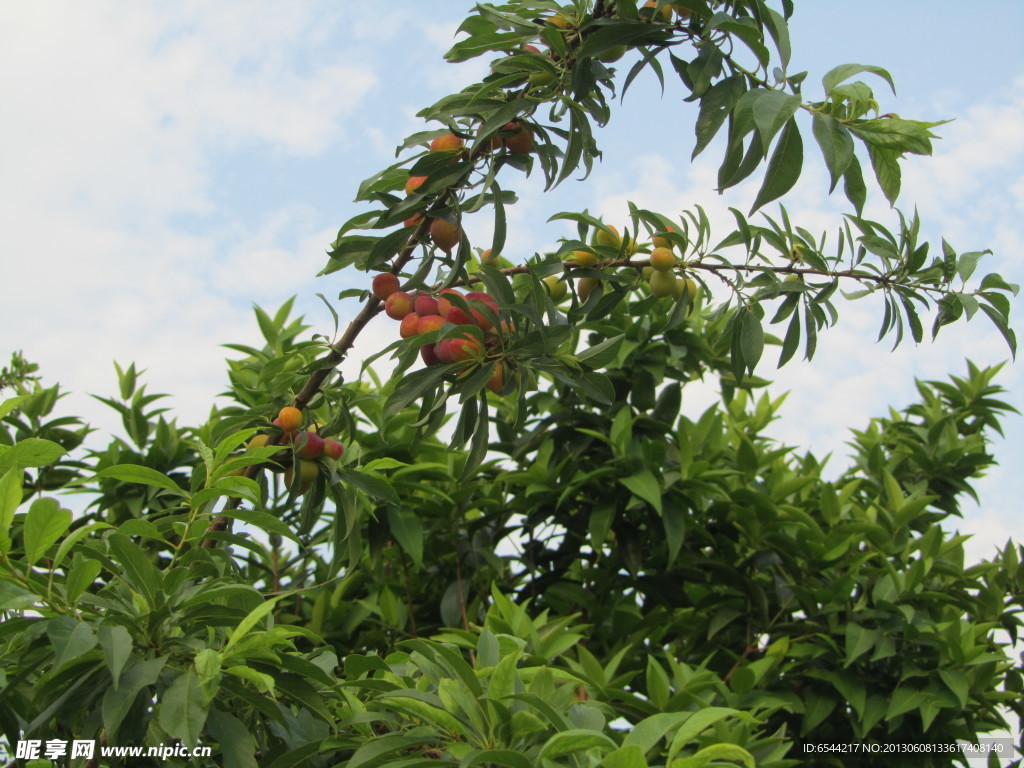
(538, 729), (618, 760)
(387, 507), (424, 567)
(623, 712), (691, 752)
(822, 63), (895, 95)
(0, 395), (29, 420)
(750, 118), (803, 213)
(577, 334), (625, 369)
(667, 707), (747, 761)
(812, 113), (854, 191)
(220, 507), (299, 545)
(843, 154), (867, 215)
(98, 464), (187, 496)
(159, 668), (207, 745)
(206, 708), (259, 768)
(0, 579), (37, 611)
(867, 144), (901, 205)
(98, 624), (133, 689)
(23, 497), (71, 566)
(620, 469), (662, 514)
(738, 308), (765, 374)
(47, 615), (98, 671)
(102, 657), (167, 739)
(693, 75), (745, 159)
(752, 90), (801, 150)
(847, 118), (941, 155)
(0, 438), (66, 473)
(336, 467), (400, 505)
(602, 745), (648, 768)
(223, 595), (284, 654)
(0, 468), (24, 553)
(107, 534), (163, 610)
(672, 744), (756, 768)
(844, 622), (875, 666)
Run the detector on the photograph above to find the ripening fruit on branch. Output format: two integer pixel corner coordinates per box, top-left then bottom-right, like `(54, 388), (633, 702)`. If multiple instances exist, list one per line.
(430, 133), (464, 153)
(385, 291), (415, 320)
(285, 459), (319, 495)
(449, 336), (483, 363)
(323, 439), (344, 461)
(543, 275), (568, 302)
(277, 406), (302, 434)
(593, 225), (622, 249)
(429, 218), (462, 253)
(372, 272), (401, 300)
(651, 225), (676, 250)
(548, 13), (571, 28)
(650, 247), (676, 271)
(404, 212), (424, 228)
(416, 314), (447, 336)
(296, 431), (325, 460)
(399, 312), (421, 339)
(486, 362), (505, 394)
(414, 292), (440, 316)
(643, 0), (674, 21)
(421, 344), (440, 366)
(501, 121), (535, 154)
(465, 291), (499, 329)
(405, 175), (427, 195)
(438, 288), (469, 323)
(480, 249), (501, 267)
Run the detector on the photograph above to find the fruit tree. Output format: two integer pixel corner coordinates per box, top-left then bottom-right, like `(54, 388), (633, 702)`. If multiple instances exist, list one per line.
(1, 2), (1022, 767)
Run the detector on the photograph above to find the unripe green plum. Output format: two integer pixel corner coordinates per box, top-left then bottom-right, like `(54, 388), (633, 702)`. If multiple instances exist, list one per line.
(285, 459), (319, 494)
(543, 275), (568, 302)
(649, 269), (676, 298)
(247, 434), (270, 451)
(674, 276), (699, 302)
(578, 276), (600, 301)
(573, 249), (598, 268)
(529, 70), (557, 87)
(598, 44), (627, 63)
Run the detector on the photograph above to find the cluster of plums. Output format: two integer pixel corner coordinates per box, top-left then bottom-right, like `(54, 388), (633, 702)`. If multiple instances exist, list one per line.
(243, 405), (345, 495)
(372, 273), (507, 394)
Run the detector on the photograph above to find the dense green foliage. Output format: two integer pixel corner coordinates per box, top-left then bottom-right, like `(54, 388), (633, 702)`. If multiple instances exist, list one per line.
(1, 2), (1021, 767)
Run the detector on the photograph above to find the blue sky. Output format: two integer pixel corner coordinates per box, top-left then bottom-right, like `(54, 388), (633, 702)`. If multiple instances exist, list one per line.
(1, 1), (1023, 569)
